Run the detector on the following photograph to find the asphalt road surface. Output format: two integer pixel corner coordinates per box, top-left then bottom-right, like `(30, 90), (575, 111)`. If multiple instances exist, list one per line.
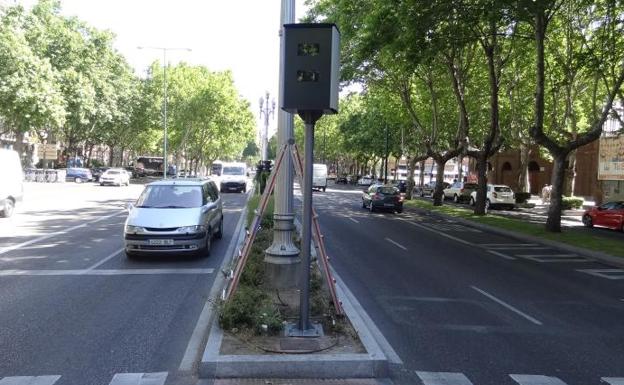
(0, 181), (249, 385)
(310, 184), (624, 385)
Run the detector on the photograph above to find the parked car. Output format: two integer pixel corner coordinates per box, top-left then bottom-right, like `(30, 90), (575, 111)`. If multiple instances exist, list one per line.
(124, 178), (223, 257)
(362, 184), (403, 213)
(219, 162), (247, 193)
(335, 175), (348, 184)
(357, 176), (374, 186)
(65, 167), (93, 183)
(582, 201), (624, 231)
(414, 181), (450, 197)
(99, 168), (130, 186)
(443, 181), (478, 202)
(470, 184), (515, 210)
(0, 149), (24, 218)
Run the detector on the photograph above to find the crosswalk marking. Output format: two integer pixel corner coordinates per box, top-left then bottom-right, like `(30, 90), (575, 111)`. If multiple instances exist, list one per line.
(510, 374), (567, 384)
(577, 269), (624, 280)
(425, 223), (482, 233)
(0, 376), (61, 385)
(108, 372), (168, 385)
(602, 378), (624, 385)
(416, 371), (474, 384)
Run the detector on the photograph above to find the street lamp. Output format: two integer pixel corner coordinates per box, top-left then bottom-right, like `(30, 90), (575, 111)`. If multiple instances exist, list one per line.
(259, 91), (276, 161)
(137, 46), (192, 178)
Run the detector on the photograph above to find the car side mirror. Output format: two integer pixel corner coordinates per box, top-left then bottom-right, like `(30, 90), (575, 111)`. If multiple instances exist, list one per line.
(125, 202), (134, 212)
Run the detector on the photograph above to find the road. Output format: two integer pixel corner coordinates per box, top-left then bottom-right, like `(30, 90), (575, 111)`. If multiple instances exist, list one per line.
(0, 181), (249, 385)
(311, 184), (624, 385)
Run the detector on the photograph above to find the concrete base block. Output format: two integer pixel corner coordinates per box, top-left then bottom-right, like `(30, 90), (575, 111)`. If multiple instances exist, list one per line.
(263, 257), (301, 289)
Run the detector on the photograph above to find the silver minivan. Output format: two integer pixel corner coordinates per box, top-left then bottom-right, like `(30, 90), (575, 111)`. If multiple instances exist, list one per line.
(0, 149), (24, 218)
(124, 179), (223, 258)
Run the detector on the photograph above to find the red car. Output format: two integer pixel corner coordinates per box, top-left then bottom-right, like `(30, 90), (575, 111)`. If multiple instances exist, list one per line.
(582, 201), (624, 231)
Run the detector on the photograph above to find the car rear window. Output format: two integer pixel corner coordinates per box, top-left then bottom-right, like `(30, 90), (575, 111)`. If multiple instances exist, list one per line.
(106, 171), (120, 175)
(136, 185), (203, 208)
(494, 186), (512, 192)
(379, 187), (399, 195)
(464, 183), (478, 189)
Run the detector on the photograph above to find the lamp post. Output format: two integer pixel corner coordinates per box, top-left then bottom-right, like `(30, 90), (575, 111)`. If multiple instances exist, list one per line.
(259, 92), (275, 161)
(137, 46), (191, 178)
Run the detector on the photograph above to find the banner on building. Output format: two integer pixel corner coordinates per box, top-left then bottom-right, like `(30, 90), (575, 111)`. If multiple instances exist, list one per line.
(598, 135), (624, 180)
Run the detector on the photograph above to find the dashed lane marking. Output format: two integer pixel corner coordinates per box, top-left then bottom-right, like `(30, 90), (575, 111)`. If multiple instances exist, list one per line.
(602, 377), (624, 385)
(480, 243), (539, 247)
(416, 371), (474, 384)
(385, 237), (407, 251)
(348, 217), (360, 224)
(398, 218), (474, 246)
(471, 285), (543, 326)
(577, 269), (624, 280)
(510, 374), (568, 384)
(0, 268), (214, 276)
(487, 250), (516, 260)
(0, 376), (61, 385)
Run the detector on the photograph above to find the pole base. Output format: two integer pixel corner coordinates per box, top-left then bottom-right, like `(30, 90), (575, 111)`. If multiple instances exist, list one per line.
(284, 322), (324, 338)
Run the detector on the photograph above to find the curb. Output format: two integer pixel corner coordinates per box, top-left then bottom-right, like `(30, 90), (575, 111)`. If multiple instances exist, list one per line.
(198, 219), (392, 379)
(406, 204), (624, 269)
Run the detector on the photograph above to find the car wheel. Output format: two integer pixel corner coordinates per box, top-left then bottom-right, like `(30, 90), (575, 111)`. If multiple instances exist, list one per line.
(242, 185), (247, 193)
(0, 199), (15, 218)
(485, 199), (491, 212)
(470, 197), (475, 206)
(100, 183), (104, 186)
(75, 177), (83, 183)
(420, 191), (425, 197)
(453, 194), (459, 203)
(125, 250), (137, 259)
(322, 187), (326, 192)
(362, 199), (366, 209)
(369, 201), (375, 213)
(582, 214), (593, 228)
(396, 207), (403, 214)
(216, 217), (224, 239)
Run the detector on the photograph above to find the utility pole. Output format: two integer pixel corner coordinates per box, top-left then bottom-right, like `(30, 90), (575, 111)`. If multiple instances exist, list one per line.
(259, 92), (275, 161)
(264, 0), (300, 289)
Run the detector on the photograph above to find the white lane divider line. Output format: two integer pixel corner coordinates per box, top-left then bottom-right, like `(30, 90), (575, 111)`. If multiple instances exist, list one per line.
(480, 243), (539, 247)
(576, 269), (624, 280)
(510, 374), (568, 384)
(471, 286), (543, 326)
(0, 376), (61, 385)
(0, 210), (125, 256)
(416, 371), (474, 384)
(516, 254), (592, 263)
(348, 217), (360, 224)
(0, 268), (214, 276)
(385, 237), (407, 251)
(399, 219), (474, 246)
(602, 377), (624, 385)
(487, 250), (516, 260)
(85, 247), (125, 270)
(108, 372), (168, 385)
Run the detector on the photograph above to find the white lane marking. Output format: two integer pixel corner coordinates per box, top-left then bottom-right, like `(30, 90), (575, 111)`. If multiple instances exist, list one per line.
(471, 286), (543, 325)
(510, 374), (567, 384)
(0, 376), (61, 385)
(517, 254), (592, 263)
(179, 191), (250, 371)
(0, 268), (214, 276)
(480, 243), (539, 247)
(385, 237), (407, 251)
(485, 247), (549, 251)
(416, 371), (474, 384)
(0, 210), (125, 256)
(577, 269), (624, 280)
(516, 254), (580, 258)
(348, 217), (360, 224)
(108, 372), (168, 385)
(487, 250), (516, 260)
(85, 247), (125, 270)
(400, 219), (474, 246)
(602, 377), (624, 385)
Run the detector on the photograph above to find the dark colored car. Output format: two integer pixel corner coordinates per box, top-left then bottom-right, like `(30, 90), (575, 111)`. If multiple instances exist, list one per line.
(362, 184), (403, 213)
(414, 181), (450, 197)
(66, 167), (93, 183)
(336, 175), (349, 184)
(582, 201), (624, 231)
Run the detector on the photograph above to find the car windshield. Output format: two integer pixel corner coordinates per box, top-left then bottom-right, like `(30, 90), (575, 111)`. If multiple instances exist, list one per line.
(494, 186), (512, 192)
(105, 171), (120, 175)
(222, 166), (245, 176)
(379, 187), (398, 195)
(135, 185), (202, 208)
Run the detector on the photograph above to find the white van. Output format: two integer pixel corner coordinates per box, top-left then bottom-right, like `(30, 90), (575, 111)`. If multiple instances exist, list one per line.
(0, 149), (24, 218)
(313, 164), (328, 192)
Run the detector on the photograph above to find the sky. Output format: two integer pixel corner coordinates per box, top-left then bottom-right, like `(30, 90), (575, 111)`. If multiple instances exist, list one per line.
(19, 0), (310, 138)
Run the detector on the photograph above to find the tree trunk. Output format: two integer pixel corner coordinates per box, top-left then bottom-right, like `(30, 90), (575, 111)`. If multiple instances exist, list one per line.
(432, 158), (447, 206)
(517, 143), (530, 192)
(419, 160), (426, 187)
(108, 146), (114, 167)
(563, 149), (577, 196)
(86, 143), (94, 167)
(13, 131), (25, 166)
(457, 155), (464, 182)
(546, 153), (567, 232)
(473, 153), (489, 215)
(406, 156), (416, 200)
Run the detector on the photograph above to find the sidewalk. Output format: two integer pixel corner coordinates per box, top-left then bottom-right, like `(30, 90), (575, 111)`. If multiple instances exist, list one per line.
(496, 195), (590, 228)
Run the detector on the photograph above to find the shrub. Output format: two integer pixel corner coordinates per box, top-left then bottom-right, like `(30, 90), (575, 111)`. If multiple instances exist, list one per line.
(515, 192), (531, 204)
(562, 196), (584, 210)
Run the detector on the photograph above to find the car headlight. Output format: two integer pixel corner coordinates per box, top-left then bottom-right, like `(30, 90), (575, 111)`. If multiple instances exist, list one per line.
(125, 225), (146, 234)
(177, 225), (206, 233)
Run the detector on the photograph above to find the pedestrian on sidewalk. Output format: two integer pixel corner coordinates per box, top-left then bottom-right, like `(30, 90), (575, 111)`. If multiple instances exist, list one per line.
(541, 184), (551, 204)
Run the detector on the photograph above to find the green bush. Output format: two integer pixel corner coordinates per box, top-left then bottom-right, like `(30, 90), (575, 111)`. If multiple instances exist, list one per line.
(515, 192), (531, 204)
(562, 196), (584, 210)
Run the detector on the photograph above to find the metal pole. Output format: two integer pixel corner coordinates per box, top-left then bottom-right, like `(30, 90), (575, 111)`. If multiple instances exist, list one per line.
(163, 49), (168, 179)
(264, 0), (299, 290)
(299, 119), (314, 332)
(384, 124), (388, 183)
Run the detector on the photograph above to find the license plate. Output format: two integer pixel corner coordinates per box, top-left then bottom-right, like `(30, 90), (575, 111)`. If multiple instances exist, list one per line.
(149, 239), (174, 246)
